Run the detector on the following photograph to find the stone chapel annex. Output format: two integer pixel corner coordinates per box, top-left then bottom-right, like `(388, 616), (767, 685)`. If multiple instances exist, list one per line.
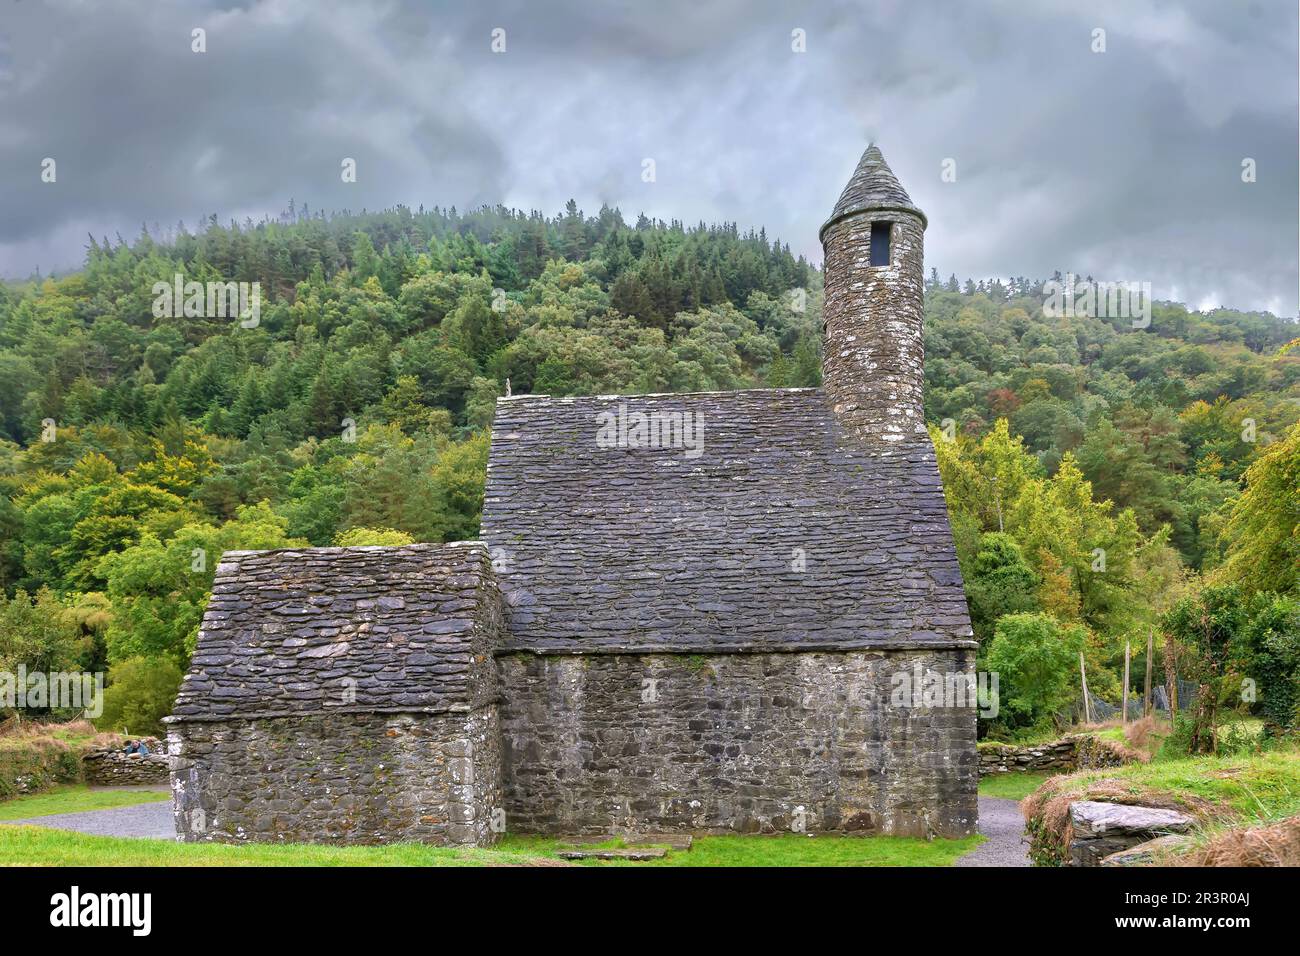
(166, 146), (980, 846)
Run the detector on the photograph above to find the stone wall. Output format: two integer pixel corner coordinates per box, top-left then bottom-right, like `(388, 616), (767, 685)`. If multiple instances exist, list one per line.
(83, 741), (168, 786)
(978, 734), (1136, 776)
(978, 739), (1077, 776)
(498, 648), (977, 838)
(168, 708), (501, 846)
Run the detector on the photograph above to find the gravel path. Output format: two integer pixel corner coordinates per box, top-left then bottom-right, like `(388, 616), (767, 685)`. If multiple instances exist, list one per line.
(955, 796), (1030, 867)
(1, 799), (176, 839)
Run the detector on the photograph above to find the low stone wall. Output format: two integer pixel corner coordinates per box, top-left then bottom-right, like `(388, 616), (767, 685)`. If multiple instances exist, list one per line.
(498, 648), (978, 838)
(168, 708), (501, 846)
(978, 734), (1134, 776)
(978, 740), (1076, 775)
(83, 740), (168, 786)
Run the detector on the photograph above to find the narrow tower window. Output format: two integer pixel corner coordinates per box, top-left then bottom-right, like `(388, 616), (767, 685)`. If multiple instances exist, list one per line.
(869, 221), (892, 266)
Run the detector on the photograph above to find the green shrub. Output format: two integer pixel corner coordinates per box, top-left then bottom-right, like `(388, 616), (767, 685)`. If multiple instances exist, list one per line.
(1243, 594), (1300, 737)
(984, 612), (1086, 732)
(1157, 712), (1196, 760)
(95, 657), (183, 738)
(1215, 719), (1264, 757)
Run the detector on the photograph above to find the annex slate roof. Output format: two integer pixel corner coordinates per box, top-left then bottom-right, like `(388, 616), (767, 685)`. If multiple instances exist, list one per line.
(171, 542), (502, 721)
(481, 388), (973, 653)
(821, 144), (928, 239)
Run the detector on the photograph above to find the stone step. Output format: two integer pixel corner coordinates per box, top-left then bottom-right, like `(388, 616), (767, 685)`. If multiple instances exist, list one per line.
(557, 847), (669, 861)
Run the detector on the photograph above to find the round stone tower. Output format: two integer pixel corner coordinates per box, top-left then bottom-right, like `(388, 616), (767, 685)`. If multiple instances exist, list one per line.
(819, 145), (928, 444)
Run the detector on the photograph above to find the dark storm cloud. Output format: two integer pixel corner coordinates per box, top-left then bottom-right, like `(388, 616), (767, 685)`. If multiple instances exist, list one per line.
(0, 0), (1295, 314)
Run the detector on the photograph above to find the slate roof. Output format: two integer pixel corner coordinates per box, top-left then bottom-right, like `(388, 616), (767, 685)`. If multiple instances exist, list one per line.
(481, 388), (973, 653)
(820, 144), (927, 239)
(171, 542), (502, 721)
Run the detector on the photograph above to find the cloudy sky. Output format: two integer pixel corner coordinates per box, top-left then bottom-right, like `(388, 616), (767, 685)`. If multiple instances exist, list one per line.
(1, 0), (1296, 314)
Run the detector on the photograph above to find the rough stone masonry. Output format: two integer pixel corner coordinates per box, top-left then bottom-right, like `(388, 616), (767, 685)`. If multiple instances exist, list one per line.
(167, 543), (503, 845)
(170, 145), (978, 845)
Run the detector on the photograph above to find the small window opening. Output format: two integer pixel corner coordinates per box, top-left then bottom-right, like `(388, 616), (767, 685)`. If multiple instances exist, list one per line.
(869, 221), (892, 267)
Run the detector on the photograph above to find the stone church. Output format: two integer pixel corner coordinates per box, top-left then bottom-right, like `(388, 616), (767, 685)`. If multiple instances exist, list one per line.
(166, 146), (979, 846)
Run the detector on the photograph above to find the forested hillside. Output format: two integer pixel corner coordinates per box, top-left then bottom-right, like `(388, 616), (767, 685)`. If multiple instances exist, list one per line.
(1, 201), (1296, 738)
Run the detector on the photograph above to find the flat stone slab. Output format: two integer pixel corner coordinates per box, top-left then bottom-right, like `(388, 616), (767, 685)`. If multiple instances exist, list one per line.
(1070, 801), (1194, 838)
(1101, 834), (1196, 866)
(557, 847), (668, 861)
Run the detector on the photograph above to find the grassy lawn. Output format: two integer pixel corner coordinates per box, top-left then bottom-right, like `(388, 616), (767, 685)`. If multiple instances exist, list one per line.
(0, 826), (555, 867)
(0, 785), (170, 821)
(0, 826), (983, 867)
(500, 832), (983, 866)
(978, 772), (1051, 801)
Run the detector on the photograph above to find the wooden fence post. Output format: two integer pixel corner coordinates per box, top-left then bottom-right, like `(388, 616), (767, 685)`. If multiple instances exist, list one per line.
(1164, 632), (1178, 719)
(1079, 651), (1091, 724)
(1122, 640), (1131, 727)
(1143, 628), (1154, 718)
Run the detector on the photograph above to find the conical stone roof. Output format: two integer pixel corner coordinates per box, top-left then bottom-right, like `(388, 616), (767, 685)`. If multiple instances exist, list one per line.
(820, 144), (927, 240)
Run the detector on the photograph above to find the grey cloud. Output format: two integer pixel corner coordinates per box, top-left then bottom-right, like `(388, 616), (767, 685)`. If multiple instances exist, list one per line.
(0, 0), (1294, 315)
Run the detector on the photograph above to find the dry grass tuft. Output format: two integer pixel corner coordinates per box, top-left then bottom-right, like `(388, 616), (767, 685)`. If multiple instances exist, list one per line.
(1125, 716), (1157, 751)
(1178, 815), (1300, 867)
(0, 717), (100, 739)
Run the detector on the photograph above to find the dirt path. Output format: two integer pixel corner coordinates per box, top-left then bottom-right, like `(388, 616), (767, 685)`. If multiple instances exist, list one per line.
(955, 796), (1030, 867)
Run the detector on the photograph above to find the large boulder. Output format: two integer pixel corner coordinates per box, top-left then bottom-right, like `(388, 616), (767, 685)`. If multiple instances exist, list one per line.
(1068, 801), (1194, 866)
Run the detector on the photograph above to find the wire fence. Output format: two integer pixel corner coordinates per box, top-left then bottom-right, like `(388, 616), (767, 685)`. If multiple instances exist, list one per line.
(1067, 680), (1200, 724)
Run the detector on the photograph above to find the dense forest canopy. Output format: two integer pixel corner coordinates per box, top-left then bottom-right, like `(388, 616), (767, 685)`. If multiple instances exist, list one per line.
(1, 200), (1297, 737)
